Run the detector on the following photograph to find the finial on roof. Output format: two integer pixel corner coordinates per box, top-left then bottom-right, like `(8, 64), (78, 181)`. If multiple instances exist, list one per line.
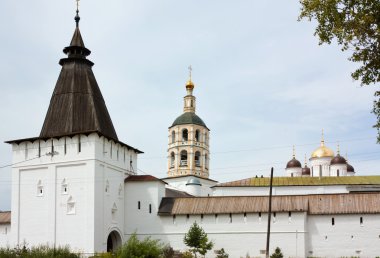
(75, 0), (80, 27)
(337, 142), (340, 155)
(186, 65), (194, 90)
(304, 154), (307, 166)
(292, 145), (295, 158)
(321, 129), (325, 146)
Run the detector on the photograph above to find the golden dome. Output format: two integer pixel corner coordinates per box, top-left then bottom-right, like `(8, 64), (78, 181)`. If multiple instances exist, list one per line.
(186, 79), (194, 89)
(311, 141), (334, 158)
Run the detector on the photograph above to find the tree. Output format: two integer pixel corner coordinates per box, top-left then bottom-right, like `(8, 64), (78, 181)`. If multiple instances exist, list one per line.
(183, 222), (214, 258)
(117, 233), (164, 258)
(270, 247), (284, 258)
(215, 248), (229, 258)
(299, 0), (380, 142)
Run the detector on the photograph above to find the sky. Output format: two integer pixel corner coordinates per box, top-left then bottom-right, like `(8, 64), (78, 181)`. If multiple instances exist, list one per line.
(0, 1), (379, 211)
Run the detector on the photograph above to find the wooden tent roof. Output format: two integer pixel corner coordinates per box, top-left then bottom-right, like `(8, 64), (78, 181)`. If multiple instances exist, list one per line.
(39, 21), (118, 141)
(158, 193), (380, 215)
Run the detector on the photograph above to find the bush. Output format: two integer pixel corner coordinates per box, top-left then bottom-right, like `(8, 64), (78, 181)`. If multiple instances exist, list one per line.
(270, 247), (283, 258)
(117, 233), (164, 258)
(215, 248), (229, 258)
(0, 244), (80, 258)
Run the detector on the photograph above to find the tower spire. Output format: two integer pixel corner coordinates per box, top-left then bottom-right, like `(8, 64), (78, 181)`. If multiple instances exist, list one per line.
(320, 129), (325, 146)
(186, 65), (195, 91)
(75, 0), (80, 27)
(292, 145), (296, 158)
(337, 142), (340, 155)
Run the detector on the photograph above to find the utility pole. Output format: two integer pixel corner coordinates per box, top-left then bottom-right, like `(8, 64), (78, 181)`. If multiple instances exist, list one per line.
(265, 167), (274, 258)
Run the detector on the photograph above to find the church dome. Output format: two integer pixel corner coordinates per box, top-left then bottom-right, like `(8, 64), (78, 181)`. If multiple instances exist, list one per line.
(171, 112), (207, 128)
(286, 158), (302, 168)
(186, 178), (202, 186)
(302, 166), (311, 175)
(330, 154), (347, 165)
(311, 144), (334, 158)
(347, 163), (355, 173)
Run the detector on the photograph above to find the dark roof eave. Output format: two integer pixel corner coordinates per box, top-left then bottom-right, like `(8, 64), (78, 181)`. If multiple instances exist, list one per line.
(168, 123), (210, 131)
(161, 174), (218, 183)
(5, 130), (143, 154)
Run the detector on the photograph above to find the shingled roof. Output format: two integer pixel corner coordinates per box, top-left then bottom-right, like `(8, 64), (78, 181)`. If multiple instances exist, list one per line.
(39, 18), (118, 141)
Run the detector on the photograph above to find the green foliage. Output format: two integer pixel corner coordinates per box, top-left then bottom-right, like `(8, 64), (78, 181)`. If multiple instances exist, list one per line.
(181, 251), (194, 258)
(162, 245), (175, 258)
(90, 252), (114, 258)
(117, 233), (164, 258)
(270, 247), (284, 258)
(0, 244), (80, 258)
(215, 248), (229, 258)
(299, 0), (380, 142)
(183, 222), (214, 258)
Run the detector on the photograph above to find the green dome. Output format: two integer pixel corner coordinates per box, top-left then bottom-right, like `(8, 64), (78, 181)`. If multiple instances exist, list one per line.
(171, 112), (207, 128)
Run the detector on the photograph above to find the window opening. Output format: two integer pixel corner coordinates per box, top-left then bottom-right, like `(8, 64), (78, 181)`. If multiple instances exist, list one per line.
(229, 213), (232, 223)
(205, 154), (208, 169)
(180, 150), (188, 166)
(149, 204), (152, 214)
(244, 213), (247, 223)
(182, 129), (188, 142)
(201, 214), (204, 223)
(186, 214), (190, 223)
(173, 215), (176, 224)
(37, 180), (43, 197)
(78, 135), (81, 153)
(112, 203), (118, 221)
(195, 130), (200, 142)
(360, 217), (363, 225)
(172, 131), (176, 143)
(195, 151), (201, 167)
(110, 142), (113, 159)
(38, 141), (41, 157)
(105, 180), (110, 193)
(215, 214), (218, 223)
(170, 152), (175, 168)
(61, 179), (68, 194)
(138, 201), (141, 210)
(117, 146), (119, 161)
(337, 169), (340, 177)
(332, 217), (335, 226)
(64, 137), (67, 155)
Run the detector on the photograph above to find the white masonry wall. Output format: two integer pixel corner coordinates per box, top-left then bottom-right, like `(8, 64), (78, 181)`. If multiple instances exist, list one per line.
(10, 133), (138, 254)
(0, 224), (11, 248)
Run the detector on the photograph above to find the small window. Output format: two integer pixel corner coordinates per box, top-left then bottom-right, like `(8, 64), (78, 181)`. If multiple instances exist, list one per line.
(5, 227), (7, 234)
(138, 201), (141, 210)
(78, 135), (81, 153)
(149, 204), (152, 214)
(180, 150), (188, 166)
(201, 214), (204, 223)
(67, 196), (75, 215)
(61, 179), (68, 195)
(186, 214), (190, 223)
(105, 180), (110, 193)
(229, 213), (232, 223)
(37, 180), (44, 197)
(215, 214), (218, 222)
(64, 138), (67, 155)
(325, 235), (328, 241)
(173, 215), (176, 224)
(360, 217), (363, 225)
(118, 184), (123, 196)
(244, 213), (247, 223)
(332, 217), (335, 226)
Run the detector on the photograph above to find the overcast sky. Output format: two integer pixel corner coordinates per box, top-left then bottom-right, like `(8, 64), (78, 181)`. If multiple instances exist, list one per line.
(0, 1), (379, 210)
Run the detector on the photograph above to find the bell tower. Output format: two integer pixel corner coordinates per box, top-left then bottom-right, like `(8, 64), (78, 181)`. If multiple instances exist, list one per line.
(167, 68), (210, 178)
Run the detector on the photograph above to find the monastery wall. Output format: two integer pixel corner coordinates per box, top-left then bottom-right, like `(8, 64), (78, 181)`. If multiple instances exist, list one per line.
(0, 224), (11, 248)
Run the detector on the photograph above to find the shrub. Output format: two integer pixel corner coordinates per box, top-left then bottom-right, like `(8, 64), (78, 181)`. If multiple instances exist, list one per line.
(117, 233), (164, 258)
(0, 244), (79, 258)
(215, 248), (229, 258)
(270, 247), (283, 258)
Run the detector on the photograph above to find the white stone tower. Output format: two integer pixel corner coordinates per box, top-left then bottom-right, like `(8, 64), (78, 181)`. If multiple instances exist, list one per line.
(7, 9), (142, 254)
(167, 68), (210, 178)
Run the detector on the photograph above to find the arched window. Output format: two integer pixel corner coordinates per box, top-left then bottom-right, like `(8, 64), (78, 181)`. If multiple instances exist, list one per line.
(61, 179), (68, 195)
(170, 152), (175, 168)
(195, 151), (201, 167)
(37, 180), (44, 197)
(105, 180), (110, 193)
(205, 154), (208, 169)
(171, 131), (176, 143)
(195, 130), (200, 142)
(180, 150), (188, 166)
(204, 133), (208, 144)
(67, 196), (75, 215)
(182, 129), (188, 142)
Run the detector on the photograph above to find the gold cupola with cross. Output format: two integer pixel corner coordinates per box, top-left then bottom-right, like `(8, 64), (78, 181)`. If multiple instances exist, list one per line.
(167, 67), (210, 178)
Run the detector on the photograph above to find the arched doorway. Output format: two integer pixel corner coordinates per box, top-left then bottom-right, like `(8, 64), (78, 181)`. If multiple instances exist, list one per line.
(107, 230), (122, 253)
